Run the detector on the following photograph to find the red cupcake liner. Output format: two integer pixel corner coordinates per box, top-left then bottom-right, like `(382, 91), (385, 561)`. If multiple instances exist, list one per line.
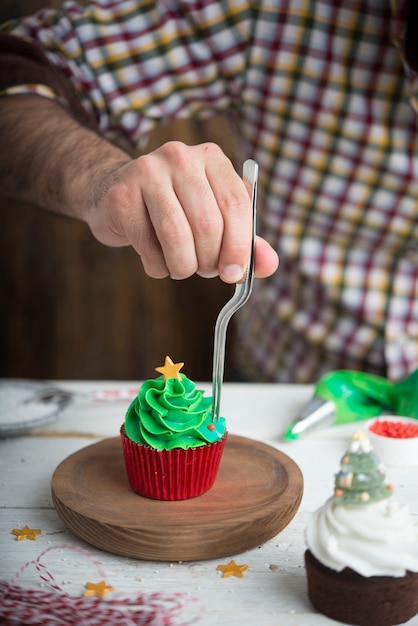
(120, 426), (227, 500)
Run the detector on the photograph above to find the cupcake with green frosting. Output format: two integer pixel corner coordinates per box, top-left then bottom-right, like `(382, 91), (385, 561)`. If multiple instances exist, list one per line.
(120, 356), (227, 500)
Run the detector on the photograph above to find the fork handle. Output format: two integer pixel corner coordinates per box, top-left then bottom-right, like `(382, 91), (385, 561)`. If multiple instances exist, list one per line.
(211, 159), (258, 421)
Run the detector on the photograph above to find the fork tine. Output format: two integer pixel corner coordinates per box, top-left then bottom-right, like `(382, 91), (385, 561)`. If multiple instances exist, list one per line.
(211, 159), (258, 422)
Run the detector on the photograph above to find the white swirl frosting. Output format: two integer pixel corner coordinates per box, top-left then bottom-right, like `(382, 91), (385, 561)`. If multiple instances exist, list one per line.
(305, 496), (418, 577)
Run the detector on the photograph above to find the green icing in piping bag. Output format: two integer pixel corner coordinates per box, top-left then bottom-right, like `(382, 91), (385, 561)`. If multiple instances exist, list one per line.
(283, 368), (418, 441)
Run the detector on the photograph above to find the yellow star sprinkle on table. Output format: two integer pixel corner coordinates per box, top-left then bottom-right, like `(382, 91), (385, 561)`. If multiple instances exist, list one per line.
(83, 580), (115, 597)
(12, 525), (41, 541)
(216, 560), (249, 578)
(155, 356), (184, 381)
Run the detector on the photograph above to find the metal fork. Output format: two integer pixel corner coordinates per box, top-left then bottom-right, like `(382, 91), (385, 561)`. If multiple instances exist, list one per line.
(211, 159), (258, 422)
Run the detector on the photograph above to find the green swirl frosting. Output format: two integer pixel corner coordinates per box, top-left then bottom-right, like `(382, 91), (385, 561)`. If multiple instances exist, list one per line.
(124, 374), (226, 450)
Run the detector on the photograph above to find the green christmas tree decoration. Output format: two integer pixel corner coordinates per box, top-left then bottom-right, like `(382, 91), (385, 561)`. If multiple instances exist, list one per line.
(333, 431), (393, 505)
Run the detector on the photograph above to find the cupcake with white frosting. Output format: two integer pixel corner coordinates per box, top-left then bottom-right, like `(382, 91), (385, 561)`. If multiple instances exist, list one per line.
(304, 431), (418, 626)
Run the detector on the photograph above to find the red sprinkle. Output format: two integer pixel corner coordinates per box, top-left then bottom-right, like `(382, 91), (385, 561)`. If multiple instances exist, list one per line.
(207, 423), (215, 431)
(369, 420), (418, 439)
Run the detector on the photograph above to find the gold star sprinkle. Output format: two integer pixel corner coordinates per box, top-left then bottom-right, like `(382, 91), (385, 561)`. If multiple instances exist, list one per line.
(216, 560), (249, 578)
(353, 430), (368, 441)
(12, 525), (41, 541)
(83, 580), (115, 598)
(155, 356), (184, 381)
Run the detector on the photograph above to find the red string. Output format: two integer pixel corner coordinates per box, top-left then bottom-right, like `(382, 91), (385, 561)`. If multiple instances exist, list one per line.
(0, 544), (201, 626)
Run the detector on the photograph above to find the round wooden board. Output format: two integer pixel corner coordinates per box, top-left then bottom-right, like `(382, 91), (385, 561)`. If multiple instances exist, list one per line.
(51, 434), (303, 562)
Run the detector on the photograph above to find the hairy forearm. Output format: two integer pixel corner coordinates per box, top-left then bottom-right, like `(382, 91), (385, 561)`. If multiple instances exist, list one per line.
(0, 95), (131, 220)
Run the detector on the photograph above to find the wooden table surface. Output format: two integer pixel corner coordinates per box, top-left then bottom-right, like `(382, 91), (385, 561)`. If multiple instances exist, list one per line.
(1, 381), (417, 625)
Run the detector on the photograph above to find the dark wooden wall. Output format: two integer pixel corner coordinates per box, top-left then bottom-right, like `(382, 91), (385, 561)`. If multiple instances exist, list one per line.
(0, 2), (237, 382)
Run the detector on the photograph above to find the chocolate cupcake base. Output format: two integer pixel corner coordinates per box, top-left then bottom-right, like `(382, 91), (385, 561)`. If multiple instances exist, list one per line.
(305, 549), (418, 626)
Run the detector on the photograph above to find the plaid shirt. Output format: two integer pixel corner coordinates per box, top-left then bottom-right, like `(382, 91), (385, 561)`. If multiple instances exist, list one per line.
(2, 0), (418, 383)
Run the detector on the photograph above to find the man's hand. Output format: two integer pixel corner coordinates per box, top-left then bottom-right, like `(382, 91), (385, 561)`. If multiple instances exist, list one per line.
(0, 95), (278, 282)
(88, 141), (278, 282)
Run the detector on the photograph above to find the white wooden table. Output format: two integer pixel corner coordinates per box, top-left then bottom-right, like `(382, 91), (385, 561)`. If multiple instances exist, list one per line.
(1, 381), (417, 625)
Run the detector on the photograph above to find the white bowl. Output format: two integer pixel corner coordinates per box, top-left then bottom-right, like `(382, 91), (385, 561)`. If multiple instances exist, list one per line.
(367, 416), (418, 468)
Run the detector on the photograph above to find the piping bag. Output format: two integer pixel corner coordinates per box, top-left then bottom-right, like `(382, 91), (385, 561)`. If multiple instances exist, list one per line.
(283, 368), (418, 441)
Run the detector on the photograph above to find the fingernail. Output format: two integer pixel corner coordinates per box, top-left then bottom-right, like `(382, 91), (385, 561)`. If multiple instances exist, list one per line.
(197, 270), (219, 278)
(222, 264), (244, 283)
